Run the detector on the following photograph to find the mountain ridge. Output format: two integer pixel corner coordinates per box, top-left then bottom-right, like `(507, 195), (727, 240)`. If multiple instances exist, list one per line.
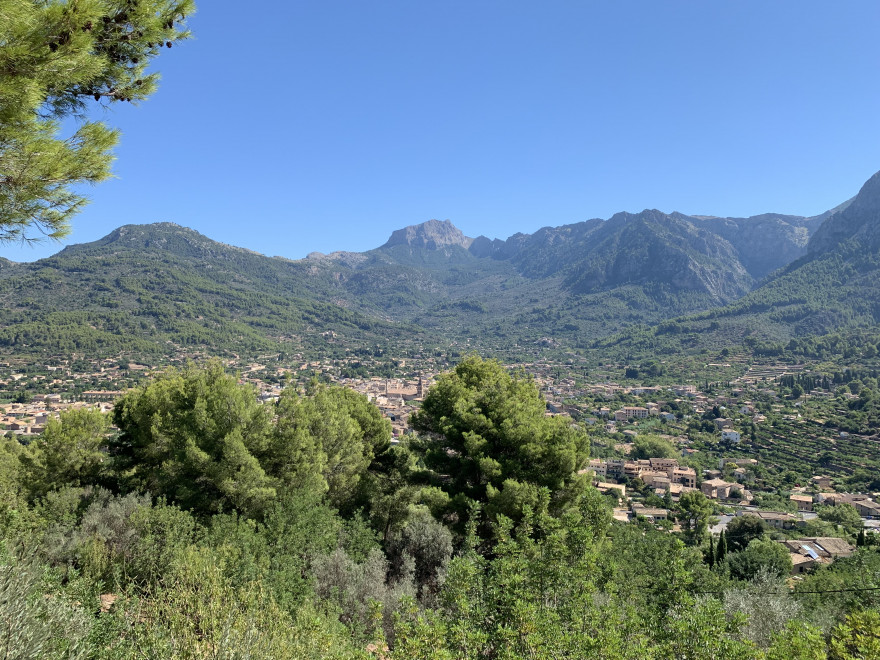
(0, 169), (878, 360)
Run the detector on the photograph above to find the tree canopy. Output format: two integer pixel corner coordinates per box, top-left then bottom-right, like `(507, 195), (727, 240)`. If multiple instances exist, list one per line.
(111, 361), (276, 516)
(726, 538), (793, 581)
(0, 0), (194, 243)
(270, 382), (391, 511)
(410, 355), (589, 522)
(111, 362), (392, 518)
(816, 502), (864, 538)
(725, 514), (766, 552)
(631, 434), (679, 460)
(21, 407), (108, 499)
(677, 490), (714, 546)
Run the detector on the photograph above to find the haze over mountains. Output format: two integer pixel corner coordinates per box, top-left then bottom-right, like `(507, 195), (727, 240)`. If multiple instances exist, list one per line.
(1, 170), (878, 359)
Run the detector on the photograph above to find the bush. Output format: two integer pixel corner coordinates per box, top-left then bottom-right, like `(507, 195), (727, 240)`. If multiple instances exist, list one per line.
(0, 558), (92, 659)
(313, 547), (415, 641)
(387, 512), (453, 605)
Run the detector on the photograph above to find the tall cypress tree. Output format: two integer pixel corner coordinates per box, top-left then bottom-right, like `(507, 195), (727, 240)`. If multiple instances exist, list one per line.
(707, 535), (716, 569)
(716, 529), (728, 564)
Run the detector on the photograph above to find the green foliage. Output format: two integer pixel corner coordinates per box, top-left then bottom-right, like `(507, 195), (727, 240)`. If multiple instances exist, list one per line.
(631, 434), (679, 460)
(385, 510), (453, 606)
(111, 361), (276, 516)
(766, 621), (828, 660)
(829, 609), (880, 660)
(716, 529), (728, 564)
(271, 383), (391, 510)
(416, 493), (625, 659)
(817, 503), (864, 538)
(727, 539), (793, 581)
(726, 514), (767, 552)
(607, 522), (706, 615)
(0, 556), (92, 659)
(677, 490), (715, 546)
(411, 355), (589, 524)
(661, 596), (758, 660)
(0, 436), (26, 515)
(313, 547), (414, 642)
(117, 545), (364, 659)
(200, 488), (364, 615)
(0, 0), (194, 242)
(723, 570), (803, 649)
(20, 407), (108, 500)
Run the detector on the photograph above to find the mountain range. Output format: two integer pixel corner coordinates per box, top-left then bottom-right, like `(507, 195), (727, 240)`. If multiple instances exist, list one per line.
(1, 170), (878, 361)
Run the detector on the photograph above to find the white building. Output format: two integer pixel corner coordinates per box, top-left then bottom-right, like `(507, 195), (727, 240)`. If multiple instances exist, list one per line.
(721, 430), (741, 444)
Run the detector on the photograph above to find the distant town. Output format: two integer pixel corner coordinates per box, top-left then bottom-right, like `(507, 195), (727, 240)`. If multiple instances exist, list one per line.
(3, 349), (878, 576)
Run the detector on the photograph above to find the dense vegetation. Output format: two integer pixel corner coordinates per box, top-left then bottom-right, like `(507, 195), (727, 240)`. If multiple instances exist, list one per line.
(1, 358), (877, 658)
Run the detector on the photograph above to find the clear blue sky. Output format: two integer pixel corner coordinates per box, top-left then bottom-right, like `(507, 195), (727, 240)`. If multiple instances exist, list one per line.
(4, 1), (880, 262)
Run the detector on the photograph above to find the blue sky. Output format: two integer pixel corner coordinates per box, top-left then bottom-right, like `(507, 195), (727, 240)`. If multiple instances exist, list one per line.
(4, 1), (880, 262)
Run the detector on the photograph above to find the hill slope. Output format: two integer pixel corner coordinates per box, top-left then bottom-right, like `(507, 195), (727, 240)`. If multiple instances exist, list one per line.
(0, 224), (414, 358)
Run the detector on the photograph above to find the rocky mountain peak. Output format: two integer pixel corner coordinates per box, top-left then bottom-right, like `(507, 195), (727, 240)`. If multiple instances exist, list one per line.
(380, 219), (474, 250)
(808, 169), (880, 254)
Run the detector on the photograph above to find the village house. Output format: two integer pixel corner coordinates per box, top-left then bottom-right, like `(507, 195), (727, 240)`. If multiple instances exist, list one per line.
(701, 478), (735, 499)
(649, 457), (679, 472)
(605, 459), (626, 479)
(672, 467), (697, 488)
(779, 537), (855, 575)
(812, 475), (833, 489)
(631, 504), (670, 522)
(852, 499), (880, 517)
(701, 478), (752, 502)
(640, 471), (671, 490)
(751, 510), (799, 530)
(721, 429), (741, 444)
(615, 406), (649, 421)
(663, 482), (695, 499)
(790, 494), (814, 512)
(586, 459), (607, 477)
(730, 467), (749, 482)
(817, 493), (849, 506)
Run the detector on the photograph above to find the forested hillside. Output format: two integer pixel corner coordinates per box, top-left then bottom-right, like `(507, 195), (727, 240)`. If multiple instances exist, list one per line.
(0, 224), (415, 358)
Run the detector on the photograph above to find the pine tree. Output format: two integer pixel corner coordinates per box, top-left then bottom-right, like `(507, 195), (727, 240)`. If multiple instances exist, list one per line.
(0, 0), (194, 243)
